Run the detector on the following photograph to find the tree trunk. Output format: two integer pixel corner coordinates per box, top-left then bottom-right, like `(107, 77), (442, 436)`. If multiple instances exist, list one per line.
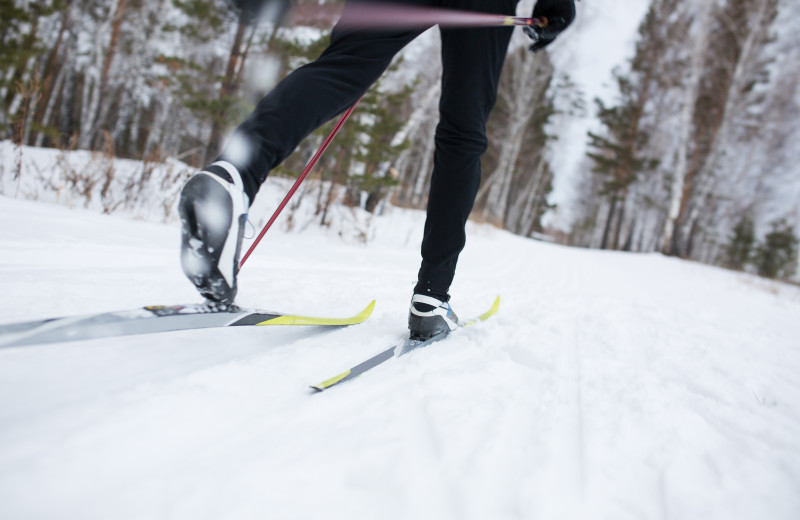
(479, 52), (542, 223)
(675, 0), (773, 257)
(393, 86), (439, 207)
(410, 127), (437, 206)
(511, 155), (544, 234)
(600, 197), (618, 250)
(79, 0), (125, 149)
(611, 193), (627, 250)
(661, 0), (713, 254)
(34, 62), (67, 147)
(206, 19), (249, 163)
(31, 0), (73, 145)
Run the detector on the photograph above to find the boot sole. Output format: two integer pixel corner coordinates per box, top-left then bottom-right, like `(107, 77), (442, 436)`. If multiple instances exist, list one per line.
(179, 175), (241, 305)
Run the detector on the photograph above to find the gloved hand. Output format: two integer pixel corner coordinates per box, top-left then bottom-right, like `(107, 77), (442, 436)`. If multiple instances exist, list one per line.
(525, 0), (576, 53)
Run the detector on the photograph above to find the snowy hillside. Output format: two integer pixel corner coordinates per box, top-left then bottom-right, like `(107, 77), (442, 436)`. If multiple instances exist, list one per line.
(1, 196), (799, 520)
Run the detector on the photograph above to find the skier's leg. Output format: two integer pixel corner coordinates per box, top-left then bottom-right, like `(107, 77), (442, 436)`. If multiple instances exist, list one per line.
(414, 0), (518, 300)
(216, 5), (427, 202)
(181, 3), (428, 304)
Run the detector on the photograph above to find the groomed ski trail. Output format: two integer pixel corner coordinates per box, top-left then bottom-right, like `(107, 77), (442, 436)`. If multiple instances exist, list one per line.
(1, 195), (799, 520)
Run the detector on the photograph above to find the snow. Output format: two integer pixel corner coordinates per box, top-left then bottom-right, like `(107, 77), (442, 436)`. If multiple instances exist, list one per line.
(1, 194), (800, 520)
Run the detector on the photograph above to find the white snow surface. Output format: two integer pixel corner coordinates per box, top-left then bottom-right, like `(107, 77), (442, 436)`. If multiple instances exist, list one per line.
(1, 195), (799, 520)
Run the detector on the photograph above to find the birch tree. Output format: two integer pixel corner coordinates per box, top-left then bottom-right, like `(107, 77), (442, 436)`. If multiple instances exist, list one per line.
(480, 50), (549, 224)
(77, 0), (125, 149)
(477, 46), (556, 234)
(660, 0), (715, 254)
(663, 0), (779, 257)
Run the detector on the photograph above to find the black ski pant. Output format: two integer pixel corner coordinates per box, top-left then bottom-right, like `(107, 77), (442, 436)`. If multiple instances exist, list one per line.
(220, 0), (518, 298)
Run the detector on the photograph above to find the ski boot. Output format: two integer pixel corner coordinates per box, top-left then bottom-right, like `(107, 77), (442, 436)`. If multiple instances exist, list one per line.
(179, 161), (249, 307)
(408, 294), (459, 341)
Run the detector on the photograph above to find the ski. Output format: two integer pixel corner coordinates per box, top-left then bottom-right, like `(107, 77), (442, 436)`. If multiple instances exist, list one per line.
(0, 300), (375, 349)
(311, 296), (500, 392)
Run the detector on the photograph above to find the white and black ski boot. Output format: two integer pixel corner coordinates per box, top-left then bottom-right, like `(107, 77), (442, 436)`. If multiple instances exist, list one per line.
(408, 294), (459, 341)
(179, 161), (249, 307)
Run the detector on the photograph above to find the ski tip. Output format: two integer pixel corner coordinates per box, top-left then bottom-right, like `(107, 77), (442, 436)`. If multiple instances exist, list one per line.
(334, 299), (375, 325)
(257, 300), (376, 326)
(461, 295), (500, 328)
(485, 295), (501, 317)
(361, 300), (377, 320)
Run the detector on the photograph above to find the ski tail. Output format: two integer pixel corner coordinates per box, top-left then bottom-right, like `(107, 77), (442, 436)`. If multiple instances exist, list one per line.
(311, 346), (396, 391)
(0, 301), (375, 349)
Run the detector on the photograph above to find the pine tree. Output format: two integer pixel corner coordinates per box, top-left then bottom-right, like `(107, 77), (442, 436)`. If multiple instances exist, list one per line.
(0, 0), (67, 141)
(756, 220), (798, 280)
(29, 0), (73, 147)
(583, 0), (679, 251)
(724, 215), (756, 270)
(269, 32), (414, 217)
(346, 76), (414, 214)
(586, 71), (658, 250)
(164, 0), (253, 165)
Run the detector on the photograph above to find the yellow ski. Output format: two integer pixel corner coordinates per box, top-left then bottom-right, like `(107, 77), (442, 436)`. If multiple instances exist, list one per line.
(311, 296), (500, 392)
(0, 301), (375, 349)
(254, 301), (375, 326)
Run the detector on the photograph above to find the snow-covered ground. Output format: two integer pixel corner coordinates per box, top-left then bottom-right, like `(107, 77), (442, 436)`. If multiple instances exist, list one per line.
(1, 194), (799, 520)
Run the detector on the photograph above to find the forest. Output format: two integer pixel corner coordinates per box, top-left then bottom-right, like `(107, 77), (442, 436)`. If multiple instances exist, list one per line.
(1, 0), (798, 280)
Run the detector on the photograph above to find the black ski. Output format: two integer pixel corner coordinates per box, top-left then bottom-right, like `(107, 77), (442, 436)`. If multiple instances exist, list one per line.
(311, 296), (500, 392)
(0, 301), (375, 349)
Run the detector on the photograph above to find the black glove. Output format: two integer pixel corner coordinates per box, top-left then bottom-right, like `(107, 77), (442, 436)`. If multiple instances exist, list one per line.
(228, 0), (290, 24)
(525, 0), (576, 53)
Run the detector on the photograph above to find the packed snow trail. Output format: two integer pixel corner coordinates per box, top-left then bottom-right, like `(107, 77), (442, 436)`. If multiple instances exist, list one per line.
(0, 195), (799, 520)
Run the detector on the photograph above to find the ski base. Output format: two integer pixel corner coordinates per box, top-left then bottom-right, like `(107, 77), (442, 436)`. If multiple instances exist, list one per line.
(0, 301), (375, 349)
(311, 296), (500, 392)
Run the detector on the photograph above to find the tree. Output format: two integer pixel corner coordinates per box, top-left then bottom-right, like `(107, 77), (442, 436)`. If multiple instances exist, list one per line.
(586, 71), (658, 250)
(723, 215), (756, 270)
(580, 0), (681, 251)
(345, 77), (414, 213)
(0, 0), (67, 142)
(756, 220), (798, 280)
(163, 0), (248, 164)
(29, 0), (73, 147)
(479, 48), (555, 231)
(663, 0), (780, 257)
(660, 0), (715, 255)
(268, 29), (414, 217)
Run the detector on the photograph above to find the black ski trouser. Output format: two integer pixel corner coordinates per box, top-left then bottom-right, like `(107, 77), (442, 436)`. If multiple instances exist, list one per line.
(221, 0), (518, 298)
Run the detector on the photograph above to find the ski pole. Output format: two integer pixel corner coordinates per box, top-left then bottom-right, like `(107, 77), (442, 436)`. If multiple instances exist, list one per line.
(292, 2), (548, 29)
(239, 4), (549, 268)
(239, 99), (361, 268)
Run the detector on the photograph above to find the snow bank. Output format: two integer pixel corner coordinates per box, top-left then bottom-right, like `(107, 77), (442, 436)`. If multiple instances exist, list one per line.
(0, 140), (448, 248)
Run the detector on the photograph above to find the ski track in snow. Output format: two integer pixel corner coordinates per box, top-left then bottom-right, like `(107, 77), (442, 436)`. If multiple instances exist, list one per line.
(1, 195), (799, 520)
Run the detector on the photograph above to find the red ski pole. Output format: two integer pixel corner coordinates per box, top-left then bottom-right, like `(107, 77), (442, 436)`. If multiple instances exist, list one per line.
(239, 100), (361, 268)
